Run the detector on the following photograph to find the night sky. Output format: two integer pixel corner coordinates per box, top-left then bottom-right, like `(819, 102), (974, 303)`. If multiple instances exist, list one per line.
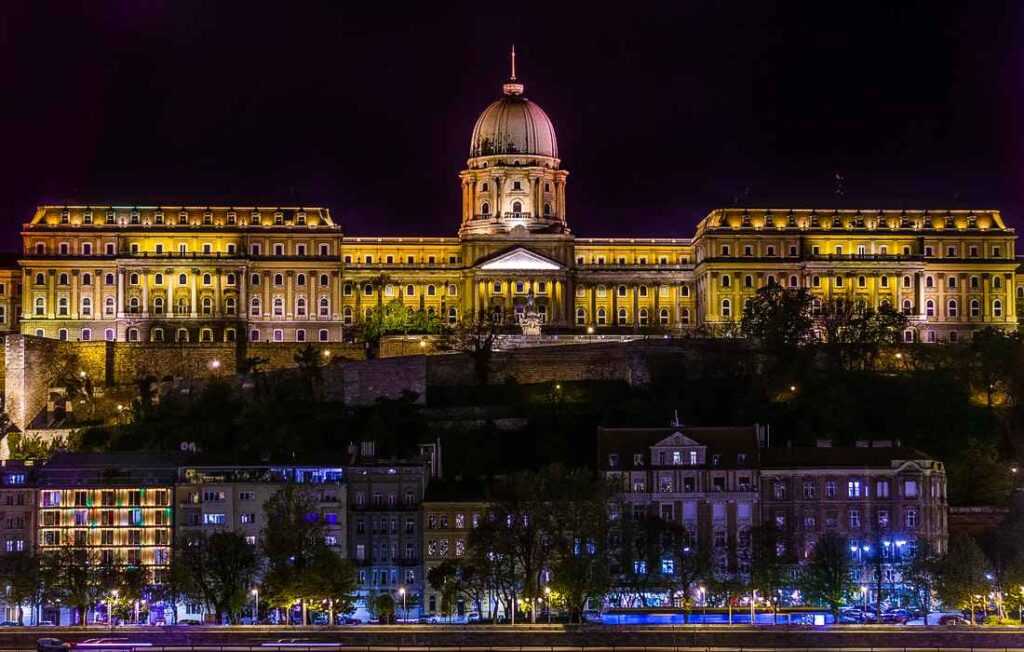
(1, 1), (1022, 250)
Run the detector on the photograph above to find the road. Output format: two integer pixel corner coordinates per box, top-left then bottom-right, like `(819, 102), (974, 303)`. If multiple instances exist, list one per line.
(6, 624), (1024, 651)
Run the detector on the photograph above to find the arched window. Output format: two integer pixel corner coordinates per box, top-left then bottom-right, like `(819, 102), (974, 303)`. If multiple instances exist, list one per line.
(659, 308), (670, 325)
(680, 308), (690, 325)
(789, 275), (798, 288)
(34, 273), (45, 286)
(57, 297), (68, 316)
(680, 285), (690, 297)
(994, 299), (1003, 317)
(129, 273), (139, 285)
(250, 329), (260, 342)
(902, 299), (913, 315)
(34, 243), (44, 255)
(81, 297), (91, 316)
(597, 308), (607, 325)
(947, 276), (956, 289)
(925, 300), (935, 317)
(274, 274), (284, 287)
(617, 308), (628, 325)
(576, 308), (586, 325)
(226, 273), (235, 285)
(363, 283), (373, 296)
(318, 329), (329, 342)
(251, 297), (261, 316)
(127, 297), (139, 313)
(947, 299), (958, 318)
(59, 273), (69, 286)
(296, 297), (307, 316)
(858, 275), (866, 288)
(319, 297), (330, 317)
(57, 328), (68, 341)
(320, 274), (329, 287)
(638, 309), (649, 326)
(273, 297), (284, 316)
(904, 329), (915, 343)
(273, 329), (284, 342)
(251, 273), (260, 286)
(903, 275), (912, 289)
(970, 299), (981, 318)
(200, 328), (213, 342)
(544, 203), (552, 215)
(1018, 286), (1024, 299)
(104, 297), (115, 316)
(34, 297), (44, 316)
(225, 297), (236, 315)
(203, 273), (212, 286)
(104, 328), (115, 342)
(153, 297), (164, 315)
(343, 306), (353, 325)
(297, 274), (306, 287)
(82, 273), (92, 286)
(152, 328), (164, 343)
(744, 275), (753, 288)
(447, 307), (458, 325)
(81, 328), (91, 341)
(296, 329), (306, 342)
(994, 276), (1003, 289)
(128, 328), (139, 342)
(617, 285), (627, 297)
(512, 201), (522, 214)
(179, 273), (187, 285)
(202, 297), (212, 315)
(721, 299), (732, 318)
(176, 328), (189, 343)
(721, 275), (731, 288)
(481, 202), (490, 215)
(925, 276), (934, 288)
(154, 273), (162, 285)
(105, 273), (115, 286)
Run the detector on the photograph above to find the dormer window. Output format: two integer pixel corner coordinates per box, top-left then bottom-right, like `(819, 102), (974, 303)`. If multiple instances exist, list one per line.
(672, 451), (682, 465)
(296, 212), (306, 225)
(178, 211), (188, 225)
(83, 211), (93, 225)
(203, 212), (213, 225)
(689, 450), (698, 465)
(274, 212), (284, 225)
(608, 454), (619, 468)
(633, 453), (644, 466)
(250, 212), (261, 225)
(106, 211), (116, 225)
(154, 212), (164, 225)
(711, 454), (720, 466)
(130, 211), (140, 225)
(60, 209), (70, 224)
(226, 212), (236, 225)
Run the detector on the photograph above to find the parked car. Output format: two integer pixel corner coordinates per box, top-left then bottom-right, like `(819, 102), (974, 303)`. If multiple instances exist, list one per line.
(36, 638), (68, 652)
(176, 619), (202, 626)
(940, 614), (968, 626)
(881, 609), (911, 624)
(906, 611), (969, 626)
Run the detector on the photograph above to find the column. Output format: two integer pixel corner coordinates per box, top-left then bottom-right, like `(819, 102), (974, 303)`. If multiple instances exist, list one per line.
(654, 285), (660, 325)
(71, 271), (79, 320)
(590, 285), (596, 326)
(239, 268), (248, 316)
(141, 271), (149, 317)
(632, 285), (639, 329)
(166, 271), (173, 317)
(286, 272), (294, 318)
(116, 269), (125, 318)
(263, 272), (270, 318)
(215, 268), (223, 317)
(190, 271), (198, 317)
(92, 269), (99, 321)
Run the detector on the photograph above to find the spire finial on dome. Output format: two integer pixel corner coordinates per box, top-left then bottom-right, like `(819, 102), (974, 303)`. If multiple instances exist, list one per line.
(502, 46), (525, 96)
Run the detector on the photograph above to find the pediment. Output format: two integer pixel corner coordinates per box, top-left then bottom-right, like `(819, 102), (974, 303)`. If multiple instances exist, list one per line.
(476, 247), (563, 271)
(652, 431), (705, 448)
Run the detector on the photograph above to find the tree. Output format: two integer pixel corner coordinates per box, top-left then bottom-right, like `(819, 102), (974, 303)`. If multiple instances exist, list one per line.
(749, 524), (790, 610)
(370, 592), (395, 624)
(360, 298), (445, 358)
(441, 314), (499, 385)
(545, 469), (613, 622)
(934, 533), (990, 624)
(107, 566), (146, 623)
(903, 541), (939, 613)
(294, 344), (324, 400)
(0, 552), (41, 625)
(427, 560), (464, 623)
(946, 439), (1014, 506)
(304, 546), (358, 624)
(41, 548), (110, 626)
(740, 284), (814, 349)
(800, 532), (854, 618)
(608, 511), (678, 608)
(819, 299), (908, 369)
(174, 532), (260, 624)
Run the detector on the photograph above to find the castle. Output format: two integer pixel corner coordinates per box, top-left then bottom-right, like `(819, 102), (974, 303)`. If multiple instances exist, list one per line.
(5, 57), (1020, 349)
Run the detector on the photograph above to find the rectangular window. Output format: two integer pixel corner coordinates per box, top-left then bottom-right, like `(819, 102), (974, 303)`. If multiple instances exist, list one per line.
(848, 480), (862, 498)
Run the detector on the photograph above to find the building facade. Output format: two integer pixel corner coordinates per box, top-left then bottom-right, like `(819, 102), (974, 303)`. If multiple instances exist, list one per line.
(599, 425), (762, 586)
(421, 500), (488, 620)
(345, 445), (430, 621)
(11, 63), (1020, 346)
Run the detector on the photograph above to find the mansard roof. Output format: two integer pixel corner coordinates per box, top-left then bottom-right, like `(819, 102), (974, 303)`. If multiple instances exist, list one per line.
(597, 425), (759, 471)
(759, 446), (936, 470)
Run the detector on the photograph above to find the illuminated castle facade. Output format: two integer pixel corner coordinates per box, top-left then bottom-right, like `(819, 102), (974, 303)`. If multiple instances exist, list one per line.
(14, 64), (1021, 346)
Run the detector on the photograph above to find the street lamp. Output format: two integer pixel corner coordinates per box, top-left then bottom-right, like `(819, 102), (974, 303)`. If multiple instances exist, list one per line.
(698, 586), (706, 623)
(251, 588), (259, 624)
(860, 586), (868, 612)
(398, 587), (406, 624)
(544, 587), (552, 624)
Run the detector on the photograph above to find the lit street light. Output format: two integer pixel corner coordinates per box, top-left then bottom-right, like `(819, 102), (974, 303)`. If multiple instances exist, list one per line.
(398, 587), (406, 624)
(251, 588), (259, 624)
(544, 587), (551, 624)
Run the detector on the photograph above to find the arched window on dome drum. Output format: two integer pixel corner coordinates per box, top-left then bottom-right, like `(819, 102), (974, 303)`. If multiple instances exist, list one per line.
(59, 273), (69, 286)
(203, 273), (211, 286)
(512, 201), (522, 214)
(994, 276), (1003, 289)
(274, 274), (283, 287)
(721, 275), (730, 288)
(576, 308), (586, 325)
(297, 274), (305, 286)
(481, 202), (490, 215)
(320, 274), (329, 287)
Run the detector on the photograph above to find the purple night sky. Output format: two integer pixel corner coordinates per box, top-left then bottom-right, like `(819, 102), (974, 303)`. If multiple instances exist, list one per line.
(0, 1), (1022, 249)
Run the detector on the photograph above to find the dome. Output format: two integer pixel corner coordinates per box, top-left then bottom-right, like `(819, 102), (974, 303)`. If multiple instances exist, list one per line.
(469, 82), (558, 159)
